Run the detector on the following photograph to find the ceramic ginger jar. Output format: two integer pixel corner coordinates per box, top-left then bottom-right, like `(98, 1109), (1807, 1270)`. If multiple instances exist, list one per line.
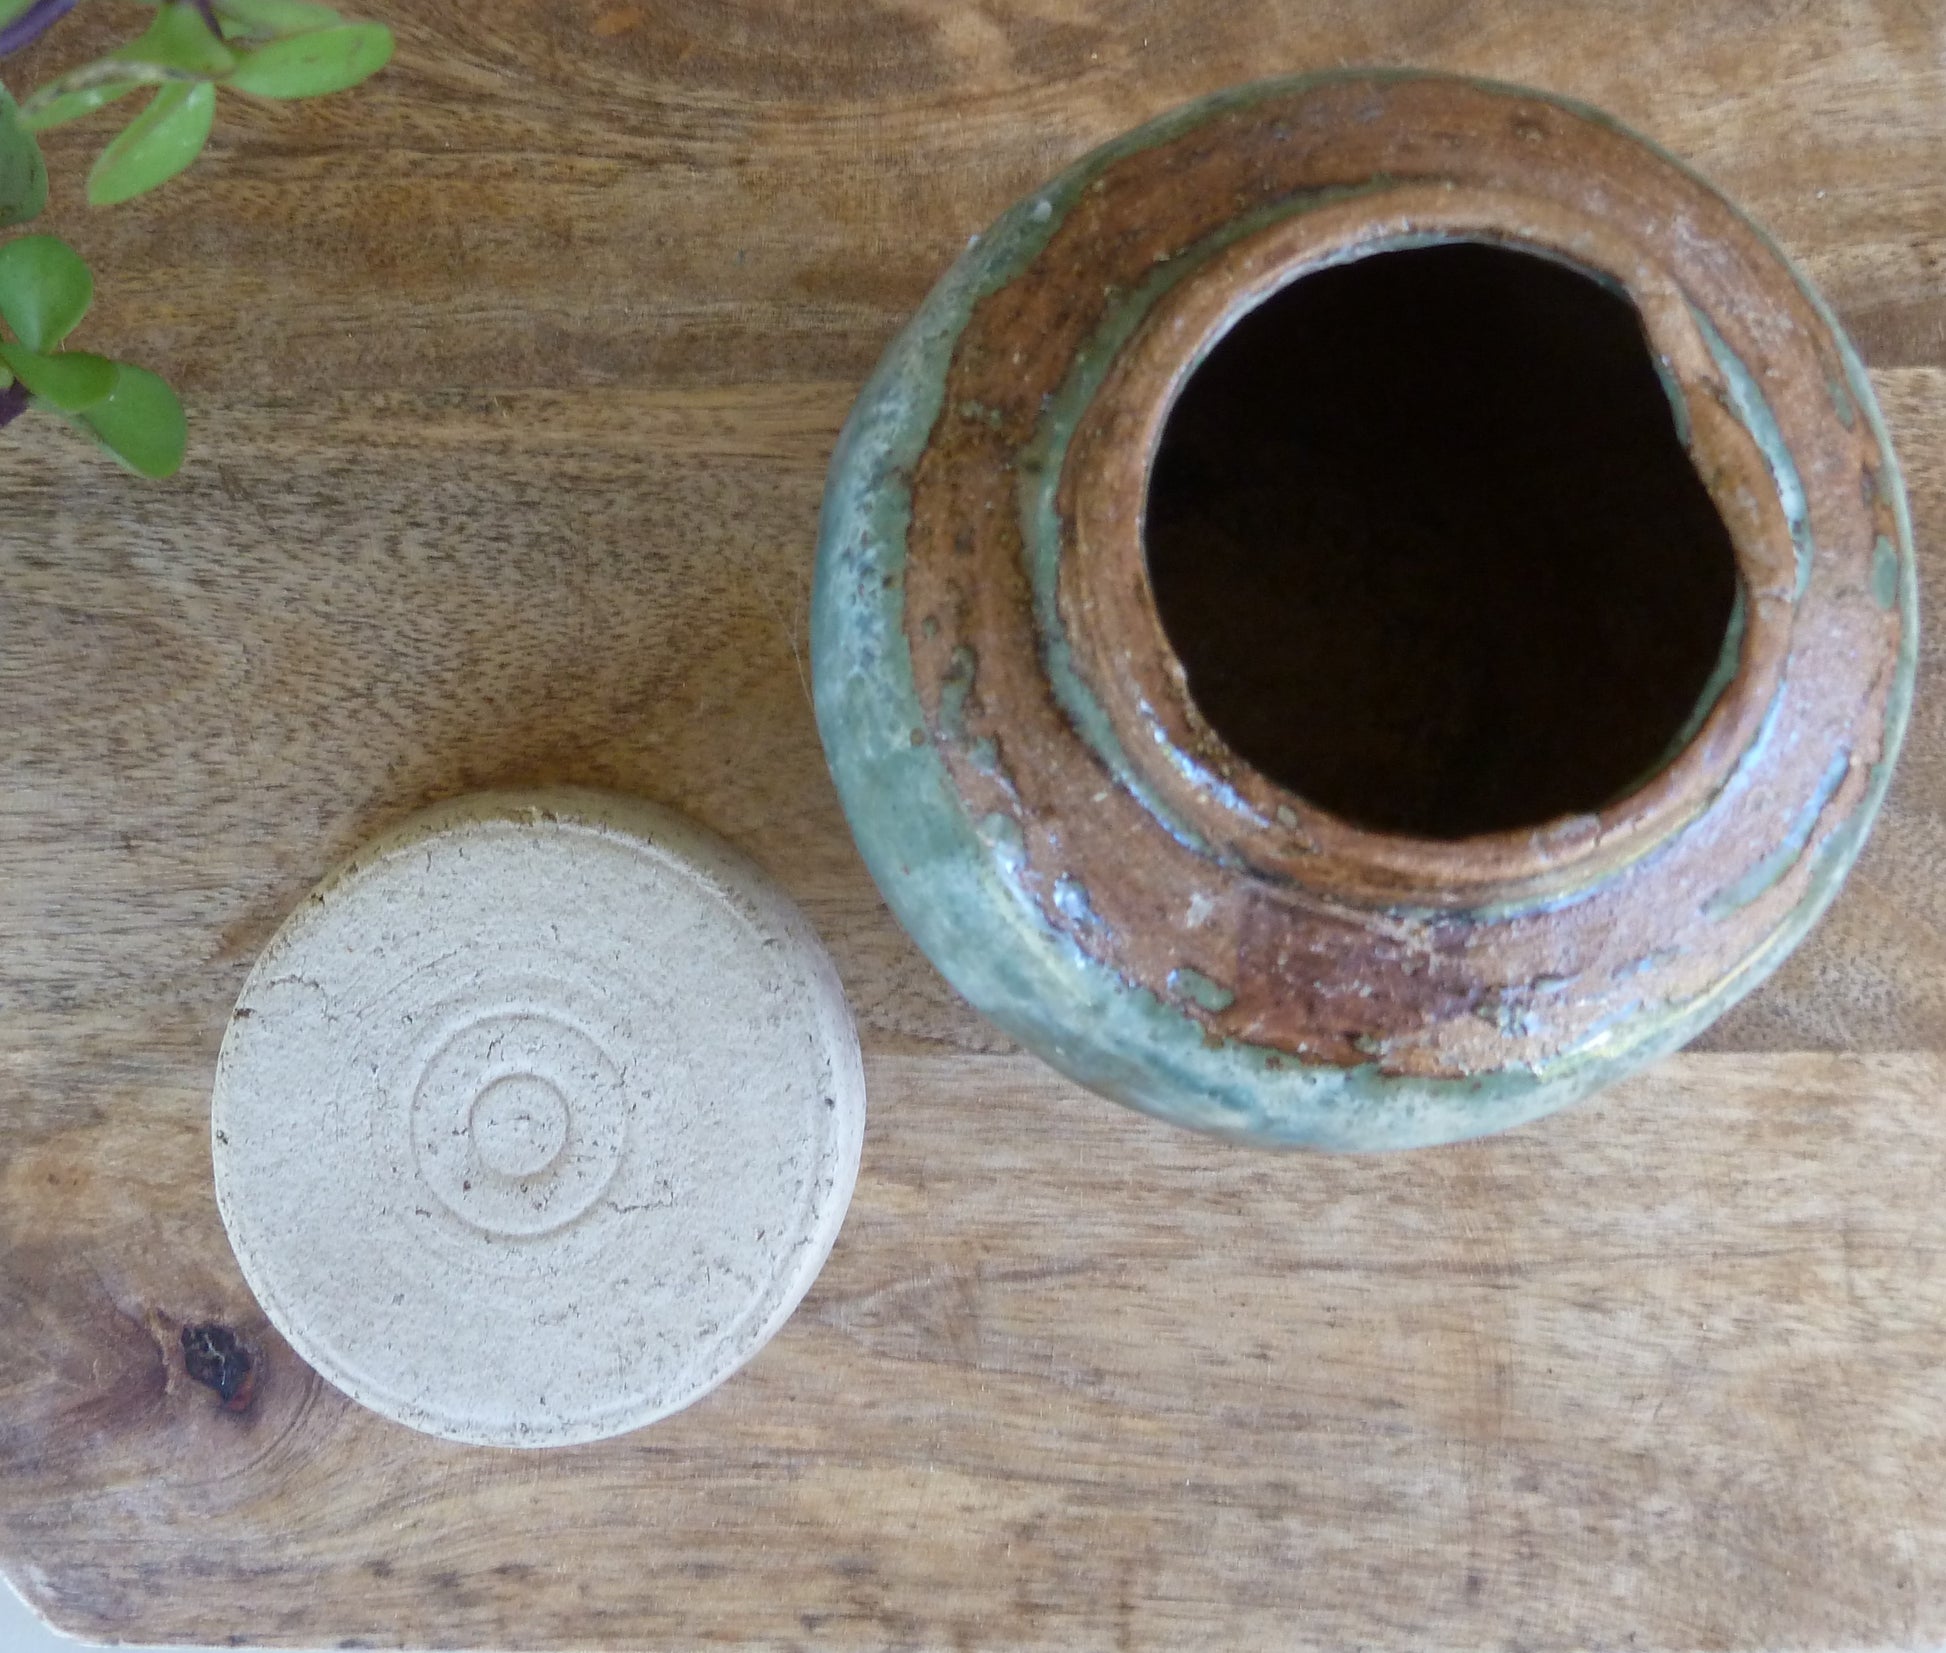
(812, 71), (1915, 1149)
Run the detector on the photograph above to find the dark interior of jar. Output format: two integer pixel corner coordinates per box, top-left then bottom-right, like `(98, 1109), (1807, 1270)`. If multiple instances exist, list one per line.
(1143, 241), (1739, 841)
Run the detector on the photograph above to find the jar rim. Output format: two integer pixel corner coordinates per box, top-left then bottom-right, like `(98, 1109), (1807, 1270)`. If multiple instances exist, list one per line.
(1056, 189), (1797, 912)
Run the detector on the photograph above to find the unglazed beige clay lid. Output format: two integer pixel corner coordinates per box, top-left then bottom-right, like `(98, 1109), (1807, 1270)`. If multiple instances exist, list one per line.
(210, 789), (865, 1448)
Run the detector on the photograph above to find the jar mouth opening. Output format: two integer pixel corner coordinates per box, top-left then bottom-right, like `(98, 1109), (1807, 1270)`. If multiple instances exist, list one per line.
(1058, 190), (1795, 908)
(1143, 238), (1742, 843)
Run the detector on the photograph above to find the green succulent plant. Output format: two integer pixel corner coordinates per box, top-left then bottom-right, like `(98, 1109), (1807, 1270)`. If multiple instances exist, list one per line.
(0, 0), (392, 476)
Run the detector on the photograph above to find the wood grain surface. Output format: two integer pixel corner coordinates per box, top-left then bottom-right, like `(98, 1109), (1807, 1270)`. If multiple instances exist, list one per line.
(1, 1), (1943, 1647)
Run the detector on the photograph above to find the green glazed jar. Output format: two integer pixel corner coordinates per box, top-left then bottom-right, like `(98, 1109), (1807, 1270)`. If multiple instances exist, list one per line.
(813, 71), (1915, 1149)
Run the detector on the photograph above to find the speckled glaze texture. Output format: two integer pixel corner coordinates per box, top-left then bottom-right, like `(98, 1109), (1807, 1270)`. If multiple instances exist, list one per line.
(813, 71), (1916, 1150)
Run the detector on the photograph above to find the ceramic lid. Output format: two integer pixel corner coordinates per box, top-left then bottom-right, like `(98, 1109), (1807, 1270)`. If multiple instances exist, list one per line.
(211, 789), (865, 1447)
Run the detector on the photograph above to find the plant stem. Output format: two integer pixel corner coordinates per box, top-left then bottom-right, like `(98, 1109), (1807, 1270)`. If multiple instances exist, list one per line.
(0, 0), (81, 60)
(0, 378), (29, 429)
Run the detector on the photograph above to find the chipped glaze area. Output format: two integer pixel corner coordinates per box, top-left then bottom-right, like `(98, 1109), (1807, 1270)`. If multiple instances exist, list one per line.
(812, 71), (1915, 1150)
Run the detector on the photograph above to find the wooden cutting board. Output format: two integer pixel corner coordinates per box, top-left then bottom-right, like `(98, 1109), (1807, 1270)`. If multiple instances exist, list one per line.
(3, 2), (1944, 1647)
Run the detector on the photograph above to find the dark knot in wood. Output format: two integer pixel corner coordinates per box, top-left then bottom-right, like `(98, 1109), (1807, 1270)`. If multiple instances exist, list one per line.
(180, 1323), (257, 1413)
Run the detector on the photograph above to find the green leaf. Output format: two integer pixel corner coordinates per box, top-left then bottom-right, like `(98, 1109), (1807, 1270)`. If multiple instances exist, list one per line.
(227, 22), (390, 98)
(19, 77), (144, 133)
(0, 234), (92, 349)
(0, 341), (117, 410)
(214, 0), (344, 38)
(0, 0), (37, 27)
(24, 2), (233, 135)
(0, 84), (48, 228)
(115, 3), (236, 74)
(77, 362), (184, 476)
(87, 79), (215, 205)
